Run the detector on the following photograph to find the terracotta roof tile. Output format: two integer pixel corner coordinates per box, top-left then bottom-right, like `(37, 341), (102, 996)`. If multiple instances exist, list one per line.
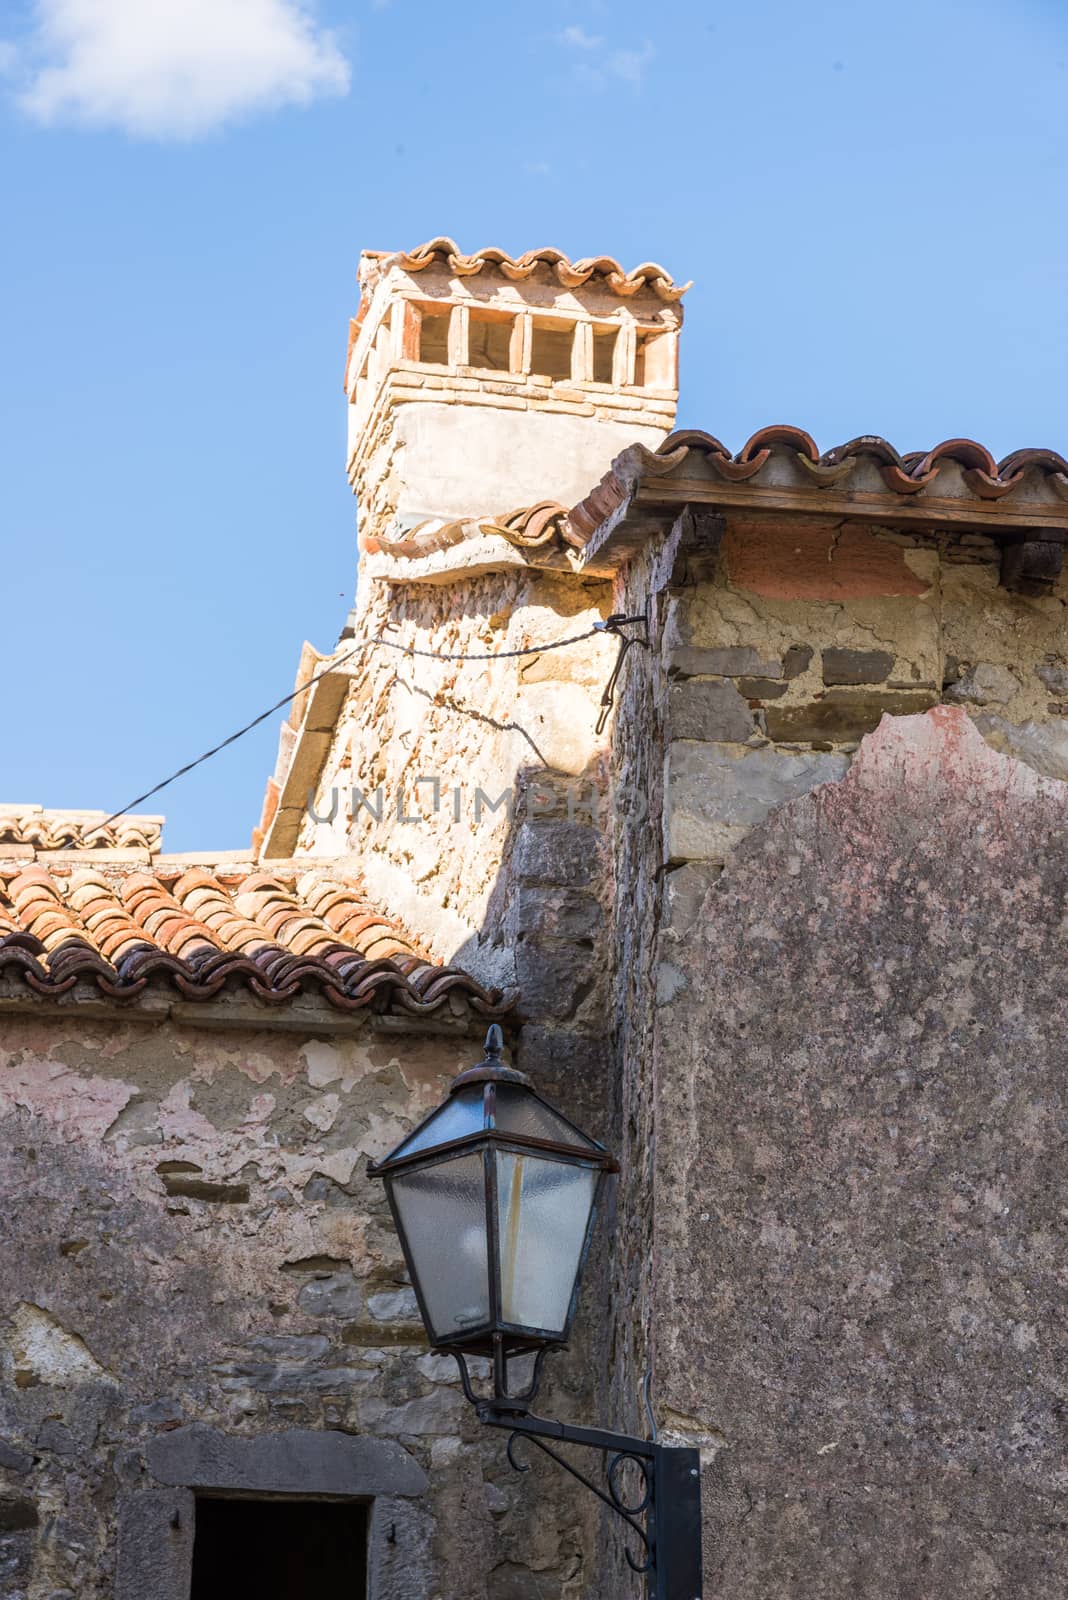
(569, 426), (1068, 546)
(0, 861), (513, 1019)
(363, 238), (690, 304)
(362, 501), (583, 562)
(0, 806), (163, 853)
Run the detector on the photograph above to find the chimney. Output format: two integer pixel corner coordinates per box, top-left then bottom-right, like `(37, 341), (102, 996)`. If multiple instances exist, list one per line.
(344, 238), (688, 550)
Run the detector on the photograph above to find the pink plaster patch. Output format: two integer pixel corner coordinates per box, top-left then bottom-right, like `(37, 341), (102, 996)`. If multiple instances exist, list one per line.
(158, 1081), (218, 1144)
(845, 704), (1065, 803)
(0, 1060), (136, 1141)
(810, 705), (1068, 918)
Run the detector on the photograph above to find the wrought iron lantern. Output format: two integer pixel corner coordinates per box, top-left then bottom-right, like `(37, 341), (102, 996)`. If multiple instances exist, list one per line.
(368, 1023), (616, 1405)
(370, 1026), (703, 1600)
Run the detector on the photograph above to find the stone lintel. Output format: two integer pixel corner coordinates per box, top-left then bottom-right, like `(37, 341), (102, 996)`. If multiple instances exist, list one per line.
(119, 1432), (427, 1600)
(147, 1425), (427, 1498)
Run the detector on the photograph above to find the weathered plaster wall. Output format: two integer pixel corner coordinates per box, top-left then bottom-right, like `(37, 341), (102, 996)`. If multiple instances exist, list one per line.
(660, 517), (1068, 874)
(654, 708), (1068, 1595)
(0, 1011), (598, 1599)
(607, 510), (1068, 1595)
(357, 397), (672, 539)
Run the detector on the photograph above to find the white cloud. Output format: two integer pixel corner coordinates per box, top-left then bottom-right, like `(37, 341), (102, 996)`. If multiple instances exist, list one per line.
(10, 0), (350, 139)
(554, 25), (654, 91)
(558, 25), (603, 50)
(605, 42), (654, 87)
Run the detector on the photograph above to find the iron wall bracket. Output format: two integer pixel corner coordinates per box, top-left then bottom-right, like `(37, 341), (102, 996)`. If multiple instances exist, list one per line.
(475, 1403), (702, 1600)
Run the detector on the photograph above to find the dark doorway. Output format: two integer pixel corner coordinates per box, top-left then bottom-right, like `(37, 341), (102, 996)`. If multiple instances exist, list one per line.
(190, 1496), (368, 1598)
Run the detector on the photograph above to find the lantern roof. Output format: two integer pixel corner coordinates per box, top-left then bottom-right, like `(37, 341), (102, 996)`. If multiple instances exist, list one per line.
(369, 1026), (617, 1176)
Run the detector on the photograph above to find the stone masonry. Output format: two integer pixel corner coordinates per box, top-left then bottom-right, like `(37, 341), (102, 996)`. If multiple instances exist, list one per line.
(605, 482), (1068, 1595)
(0, 1005), (601, 1598)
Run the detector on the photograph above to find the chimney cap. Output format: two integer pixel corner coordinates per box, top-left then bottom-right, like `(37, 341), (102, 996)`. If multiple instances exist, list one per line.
(357, 237), (690, 311)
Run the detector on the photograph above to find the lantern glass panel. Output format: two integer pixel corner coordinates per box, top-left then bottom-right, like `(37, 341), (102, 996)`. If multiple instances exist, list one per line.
(495, 1151), (598, 1335)
(390, 1151), (489, 1341)
(389, 1087), (485, 1162)
(492, 1084), (601, 1150)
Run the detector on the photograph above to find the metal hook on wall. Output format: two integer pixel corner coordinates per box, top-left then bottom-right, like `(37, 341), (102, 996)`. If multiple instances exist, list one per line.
(594, 613), (649, 735)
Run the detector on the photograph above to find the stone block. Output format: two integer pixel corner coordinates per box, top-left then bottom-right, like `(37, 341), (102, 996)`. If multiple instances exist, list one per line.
(973, 715), (1068, 781)
(538, 398), (597, 417)
(664, 741), (850, 862)
(115, 1489), (195, 1600)
(667, 645), (782, 679)
(656, 962), (688, 1004)
(278, 730), (332, 807)
(515, 1025), (607, 1083)
(946, 663), (1019, 707)
(361, 1388), (464, 1437)
(662, 862), (724, 942)
(820, 647), (895, 685)
(514, 940), (593, 1021)
(669, 679), (755, 742)
(367, 1288), (420, 1322)
(0, 1440), (32, 1475)
(220, 1362), (375, 1395)
(782, 644), (813, 678)
(512, 822), (602, 888)
(655, 710), (1068, 1600)
(296, 1274), (365, 1319)
(736, 677), (788, 701)
(764, 689), (937, 743)
(1037, 659), (1068, 696)
(516, 680), (600, 775)
(512, 886), (603, 941)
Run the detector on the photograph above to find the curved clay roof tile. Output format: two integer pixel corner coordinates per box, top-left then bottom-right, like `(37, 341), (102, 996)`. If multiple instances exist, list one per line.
(999, 445), (1068, 478)
(380, 238), (690, 302)
(744, 425), (821, 460)
(0, 863), (514, 1018)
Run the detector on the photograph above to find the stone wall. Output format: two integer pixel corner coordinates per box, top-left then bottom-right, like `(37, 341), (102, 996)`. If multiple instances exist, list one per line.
(661, 516), (1068, 873)
(298, 566), (617, 999)
(0, 1009), (599, 1599)
(608, 508), (1068, 1595)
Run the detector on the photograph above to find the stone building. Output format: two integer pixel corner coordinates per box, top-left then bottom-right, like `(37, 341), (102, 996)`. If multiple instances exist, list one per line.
(2, 237), (1067, 1598)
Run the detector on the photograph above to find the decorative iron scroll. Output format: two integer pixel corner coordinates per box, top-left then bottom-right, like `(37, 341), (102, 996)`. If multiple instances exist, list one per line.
(506, 1429), (654, 1575)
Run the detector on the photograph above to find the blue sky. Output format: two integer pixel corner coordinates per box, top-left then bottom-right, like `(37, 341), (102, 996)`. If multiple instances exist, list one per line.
(2, 0), (1067, 850)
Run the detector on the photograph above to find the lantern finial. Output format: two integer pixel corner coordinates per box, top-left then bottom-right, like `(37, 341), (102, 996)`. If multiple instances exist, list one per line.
(451, 1025), (532, 1093)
